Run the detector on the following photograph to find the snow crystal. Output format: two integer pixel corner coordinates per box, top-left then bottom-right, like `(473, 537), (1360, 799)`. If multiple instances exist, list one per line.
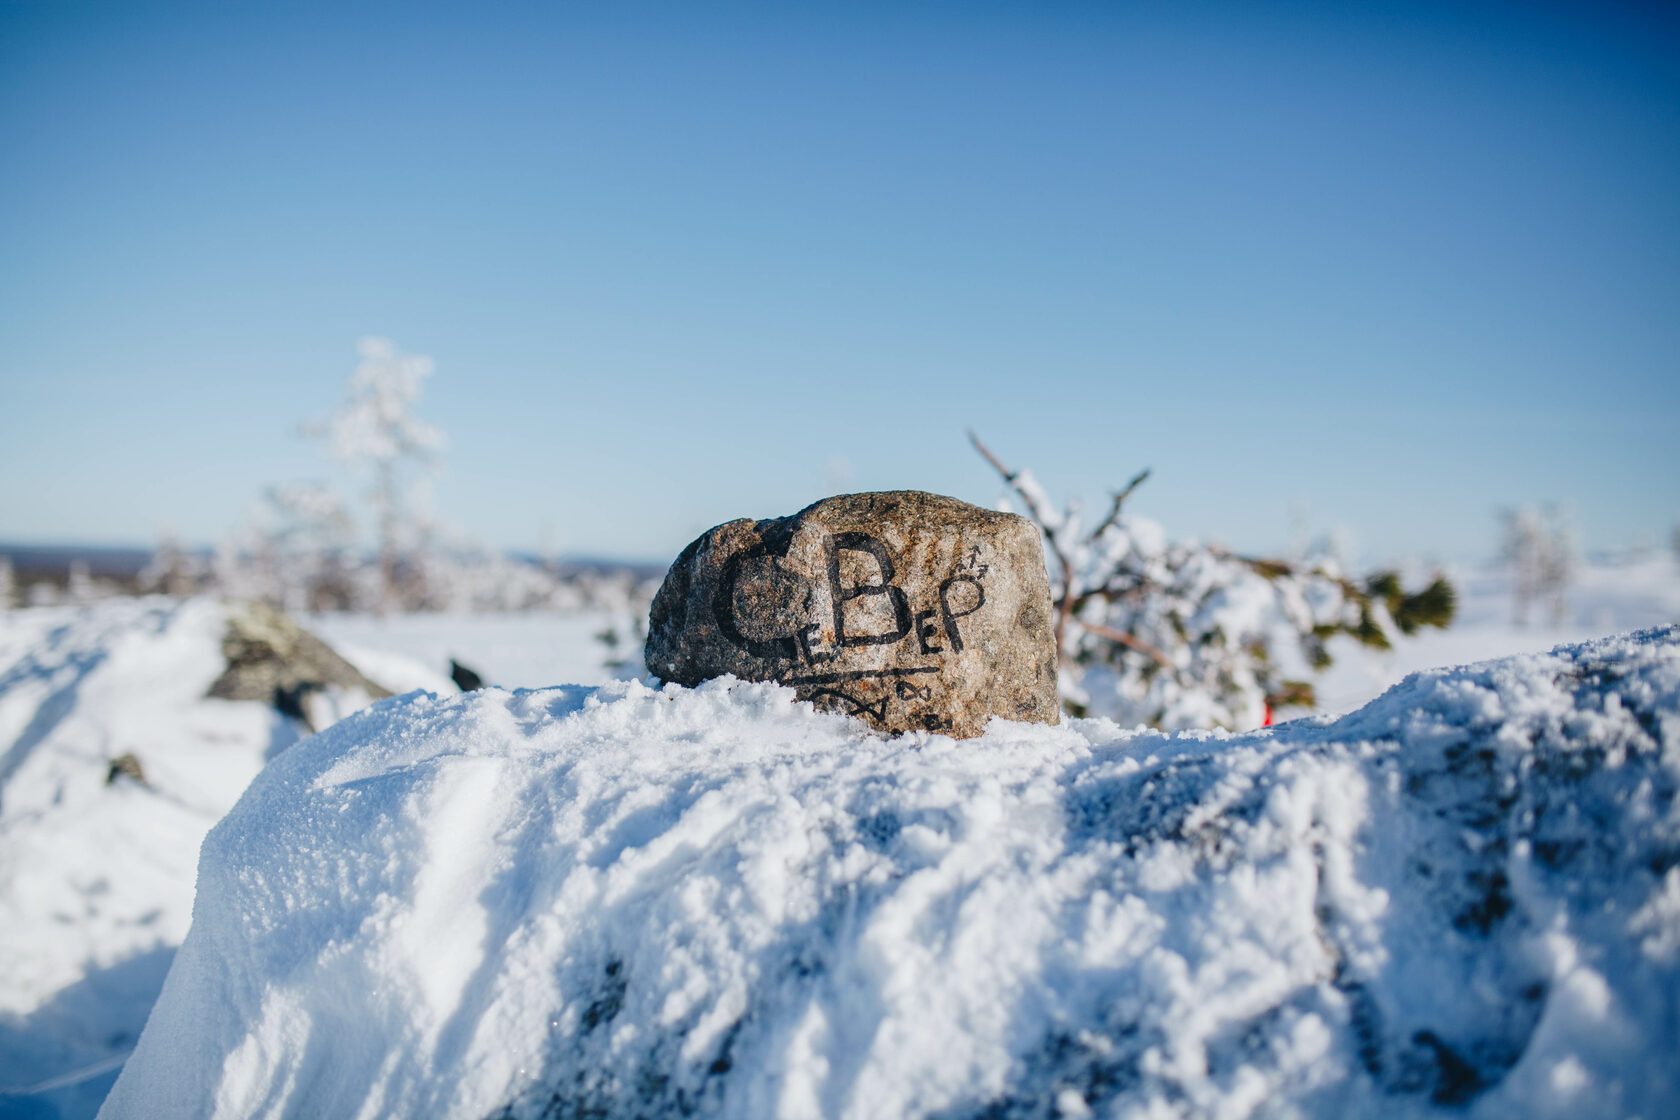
(103, 627), (1680, 1119)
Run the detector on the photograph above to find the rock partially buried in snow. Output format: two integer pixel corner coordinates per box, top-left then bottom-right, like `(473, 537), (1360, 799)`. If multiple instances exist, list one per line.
(207, 601), (392, 730)
(645, 490), (1058, 737)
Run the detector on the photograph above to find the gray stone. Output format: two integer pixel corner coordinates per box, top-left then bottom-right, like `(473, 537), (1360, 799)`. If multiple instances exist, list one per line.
(208, 602), (392, 729)
(645, 491), (1059, 738)
(106, 751), (147, 787)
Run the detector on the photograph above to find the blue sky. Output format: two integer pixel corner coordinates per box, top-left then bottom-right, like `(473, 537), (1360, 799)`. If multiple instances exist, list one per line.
(1, 0), (1676, 565)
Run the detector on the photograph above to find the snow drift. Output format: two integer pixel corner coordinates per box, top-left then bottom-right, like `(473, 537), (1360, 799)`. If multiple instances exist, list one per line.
(105, 628), (1680, 1119)
(0, 599), (448, 1118)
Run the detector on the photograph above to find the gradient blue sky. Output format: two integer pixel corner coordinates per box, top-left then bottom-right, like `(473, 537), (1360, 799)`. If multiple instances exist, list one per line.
(2, 0), (1676, 565)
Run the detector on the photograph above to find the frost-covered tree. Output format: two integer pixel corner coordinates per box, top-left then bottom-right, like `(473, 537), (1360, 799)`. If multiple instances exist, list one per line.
(311, 337), (445, 612)
(0, 555), (14, 611)
(139, 534), (209, 597)
(972, 433), (1455, 731)
(267, 483), (359, 611)
(67, 560), (95, 605)
(1500, 506), (1574, 627)
(200, 336), (659, 617)
(215, 484), (359, 612)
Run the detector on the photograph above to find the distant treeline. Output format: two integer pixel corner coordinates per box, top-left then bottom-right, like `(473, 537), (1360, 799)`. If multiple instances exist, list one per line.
(0, 544), (154, 589)
(0, 542), (666, 599)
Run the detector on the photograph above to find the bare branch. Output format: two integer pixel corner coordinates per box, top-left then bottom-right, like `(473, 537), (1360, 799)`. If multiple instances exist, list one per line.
(1067, 573), (1154, 615)
(968, 429), (1058, 528)
(969, 429), (1078, 660)
(1086, 468), (1151, 542)
(967, 429), (1016, 484)
(1073, 619), (1172, 668)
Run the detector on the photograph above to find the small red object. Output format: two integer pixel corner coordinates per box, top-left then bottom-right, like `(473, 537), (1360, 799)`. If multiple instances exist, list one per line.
(1262, 702), (1273, 728)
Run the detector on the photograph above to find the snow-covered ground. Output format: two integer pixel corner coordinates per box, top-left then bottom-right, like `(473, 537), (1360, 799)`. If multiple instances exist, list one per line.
(0, 557), (1675, 1118)
(104, 627), (1680, 1119)
(0, 600), (447, 1119)
(309, 609), (639, 693)
(1304, 556), (1680, 719)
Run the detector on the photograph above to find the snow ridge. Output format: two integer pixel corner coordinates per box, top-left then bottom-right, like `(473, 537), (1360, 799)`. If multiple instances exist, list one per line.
(104, 628), (1680, 1119)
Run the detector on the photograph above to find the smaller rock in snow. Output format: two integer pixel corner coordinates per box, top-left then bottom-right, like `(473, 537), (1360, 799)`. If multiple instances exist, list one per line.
(450, 658), (486, 691)
(207, 602), (391, 729)
(105, 751), (145, 786)
(646, 490), (1059, 737)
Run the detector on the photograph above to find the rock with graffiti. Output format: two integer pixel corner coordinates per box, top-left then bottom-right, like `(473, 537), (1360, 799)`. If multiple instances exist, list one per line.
(645, 491), (1059, 737)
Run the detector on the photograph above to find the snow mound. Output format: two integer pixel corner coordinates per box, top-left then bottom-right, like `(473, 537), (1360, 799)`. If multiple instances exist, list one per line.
(0, 599), (446, 1119)
(105, 629), (1680, 1119)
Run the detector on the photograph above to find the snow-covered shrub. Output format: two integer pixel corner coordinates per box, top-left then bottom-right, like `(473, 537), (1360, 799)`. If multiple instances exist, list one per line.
(972, 435), (1454, 730)
(212, 484), (362, 613)
(196, 337), (659, 620)
(1501, 506), (1575, 627)
(137, 535), (213, 598)
(594, 609), (650, 678)
(309, 337), (446, 612)
(394, 548), (654, 617)
(209, 336), (444, 615)
(207, 520), (654, 618)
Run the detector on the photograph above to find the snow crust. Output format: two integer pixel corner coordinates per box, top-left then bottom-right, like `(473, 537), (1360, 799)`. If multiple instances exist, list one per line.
(104, 628), (1680, 1119)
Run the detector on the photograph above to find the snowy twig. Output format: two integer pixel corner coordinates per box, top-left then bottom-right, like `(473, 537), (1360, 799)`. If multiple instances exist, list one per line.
(1208, 545), (1363, 599)
(1086, 469), (1151, 543)
(969, 430), (1078, 657)
(1073, 619), (1172, 667)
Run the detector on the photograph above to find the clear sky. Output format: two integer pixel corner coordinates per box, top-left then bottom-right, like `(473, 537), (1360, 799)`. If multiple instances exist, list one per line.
(2, 0), (1676, 566)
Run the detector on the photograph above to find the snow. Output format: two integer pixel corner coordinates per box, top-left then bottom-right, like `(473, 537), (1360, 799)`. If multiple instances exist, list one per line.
(0, 599), (442, 1118)
(2, 559), (1675, 1118)
(1309, 555), (1680, 718)
(309, 609), (638, 691)
(101, 626), (1680, 1119)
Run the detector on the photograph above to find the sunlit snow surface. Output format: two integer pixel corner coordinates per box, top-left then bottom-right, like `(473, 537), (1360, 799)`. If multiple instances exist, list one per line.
(0, 600), (281, 1119)
(103, 628), (1679, 1119)
(0, 600), (448, 1119)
